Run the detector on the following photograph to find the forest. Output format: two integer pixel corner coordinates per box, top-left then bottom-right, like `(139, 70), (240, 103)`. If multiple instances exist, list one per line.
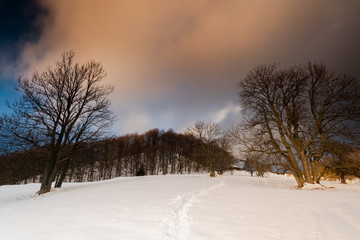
(0, 128), (235, 186)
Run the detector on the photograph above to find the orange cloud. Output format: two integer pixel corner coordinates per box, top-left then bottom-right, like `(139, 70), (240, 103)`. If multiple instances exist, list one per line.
(16, 0), (360, 133)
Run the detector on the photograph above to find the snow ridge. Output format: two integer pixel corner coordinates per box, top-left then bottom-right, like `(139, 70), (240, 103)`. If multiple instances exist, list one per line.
(158, 180), (225, 240)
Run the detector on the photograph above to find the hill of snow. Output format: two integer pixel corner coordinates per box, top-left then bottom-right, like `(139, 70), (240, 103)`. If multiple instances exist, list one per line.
(0, 172), (359, 240)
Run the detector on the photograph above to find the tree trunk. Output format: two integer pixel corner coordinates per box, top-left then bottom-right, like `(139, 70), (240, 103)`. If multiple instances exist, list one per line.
(209, 159), (215, 177)
(292, 171), (305, 188)
(286, 154), (305, 188)
(38, 152), (58, 194)
(55, 158), (71, 188)
(340, 172), (347, 184)
(300, 153), (314, 184)
(313, 159), (321, 184)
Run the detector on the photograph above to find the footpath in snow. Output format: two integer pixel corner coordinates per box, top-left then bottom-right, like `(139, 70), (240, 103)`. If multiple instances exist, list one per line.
(0, 172), (360, 240)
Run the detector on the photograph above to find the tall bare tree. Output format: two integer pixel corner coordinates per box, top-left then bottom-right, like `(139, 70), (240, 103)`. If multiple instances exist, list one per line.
(186, 120), (221, 176)
(237, 63), (360, 187)
(186, 119), (234, 176)
(0, 50), (115, 194)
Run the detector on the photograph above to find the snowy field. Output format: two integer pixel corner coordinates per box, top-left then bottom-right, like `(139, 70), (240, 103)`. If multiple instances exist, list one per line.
(1, 172), (360, 240)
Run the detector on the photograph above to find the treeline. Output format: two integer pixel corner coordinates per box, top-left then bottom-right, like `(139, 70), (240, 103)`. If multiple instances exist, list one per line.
(0, 128), (235, 186)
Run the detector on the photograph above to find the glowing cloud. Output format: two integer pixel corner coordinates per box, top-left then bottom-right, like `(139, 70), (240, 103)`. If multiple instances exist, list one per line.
(11, 0), (360, 133)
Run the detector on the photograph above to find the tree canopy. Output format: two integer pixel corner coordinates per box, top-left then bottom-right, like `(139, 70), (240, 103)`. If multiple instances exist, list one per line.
(236, 63), (360, 187)
(0, 50), (115, 193)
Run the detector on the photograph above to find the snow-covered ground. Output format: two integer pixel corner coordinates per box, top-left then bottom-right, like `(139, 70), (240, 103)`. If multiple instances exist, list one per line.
(1, 172), (359, 240)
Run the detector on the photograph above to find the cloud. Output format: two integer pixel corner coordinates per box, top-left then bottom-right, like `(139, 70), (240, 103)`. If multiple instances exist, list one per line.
(11, 0), (360, 134)
(122, 110), (151, 134)
(214, 103), (241, 124)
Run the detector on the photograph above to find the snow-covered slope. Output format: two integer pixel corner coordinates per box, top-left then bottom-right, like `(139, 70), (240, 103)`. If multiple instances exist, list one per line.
(0, 172), (359, 240)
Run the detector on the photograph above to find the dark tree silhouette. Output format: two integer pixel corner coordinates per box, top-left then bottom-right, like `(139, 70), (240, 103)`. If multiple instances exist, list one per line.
(186, 120), (234, 176)
(236, 63), (360, 187)
(0, 50), (115, 194)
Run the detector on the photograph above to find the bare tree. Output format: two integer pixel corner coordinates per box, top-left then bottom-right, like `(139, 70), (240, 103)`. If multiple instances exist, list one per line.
(242, 153), (271, 177)
(326, 143), (360, 184)
(0, 50), (115, 194)
(186, 119), (234, 176)
(237, 63), (360, 187)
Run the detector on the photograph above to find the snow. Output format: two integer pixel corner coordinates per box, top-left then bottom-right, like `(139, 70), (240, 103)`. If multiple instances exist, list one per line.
(1, 172), (360, 240)
(301, 182), (333, 190)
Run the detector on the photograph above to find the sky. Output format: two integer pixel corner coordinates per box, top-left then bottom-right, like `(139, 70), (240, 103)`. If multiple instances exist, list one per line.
(0, 0), (359, 135)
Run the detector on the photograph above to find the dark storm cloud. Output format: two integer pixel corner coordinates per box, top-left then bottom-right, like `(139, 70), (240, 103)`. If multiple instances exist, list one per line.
(0, 0), (49, 112)
(6, 0), (360, 133)
(0, 0), (48, 65)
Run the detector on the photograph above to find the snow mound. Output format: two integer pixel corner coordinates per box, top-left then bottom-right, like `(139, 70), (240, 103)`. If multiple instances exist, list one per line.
(300, 183), (334, 190)
(1, 174), (360, 240)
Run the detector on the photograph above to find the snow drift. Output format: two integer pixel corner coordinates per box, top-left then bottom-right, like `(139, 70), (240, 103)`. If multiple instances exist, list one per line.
(0, 172), (359, 240)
